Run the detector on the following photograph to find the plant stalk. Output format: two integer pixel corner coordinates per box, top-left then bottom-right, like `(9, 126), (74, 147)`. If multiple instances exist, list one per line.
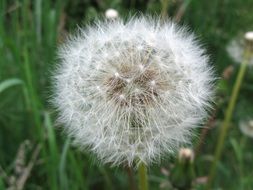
(138, 162), (148, 190)
(206, 49), (251, 189)
(126, 166), (136, 190)
(161, 0), (170, 20)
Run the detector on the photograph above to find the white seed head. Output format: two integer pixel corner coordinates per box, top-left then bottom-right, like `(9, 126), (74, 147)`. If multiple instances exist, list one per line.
(226, 34), (253, 65)
(239, 119), (253, 138)
(105, 8), (119, 19)
(244, 31), (253, 42)
(52, 17), (215, 166)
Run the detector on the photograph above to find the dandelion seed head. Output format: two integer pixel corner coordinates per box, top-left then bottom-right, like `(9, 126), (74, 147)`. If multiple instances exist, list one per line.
(105, 8), (119, 20)
(53, 17), (215, 166)
(245, 31), (253, 42)
(226, 32), (253, 65)
(239, 119), (253, 138)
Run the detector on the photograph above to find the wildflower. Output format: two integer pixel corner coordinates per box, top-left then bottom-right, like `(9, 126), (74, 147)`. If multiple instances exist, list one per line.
(52, 17), (214, 166)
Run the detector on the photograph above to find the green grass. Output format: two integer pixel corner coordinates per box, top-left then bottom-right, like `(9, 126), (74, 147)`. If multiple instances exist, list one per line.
(1, 0), (253, 189)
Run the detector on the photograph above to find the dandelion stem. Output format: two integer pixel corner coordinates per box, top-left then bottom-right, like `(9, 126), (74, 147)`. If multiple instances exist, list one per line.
(161, 0), (170, 20)
(206, 49), (251, 189)
(138, 162), (148, 190)
(126, 166), (136, 190)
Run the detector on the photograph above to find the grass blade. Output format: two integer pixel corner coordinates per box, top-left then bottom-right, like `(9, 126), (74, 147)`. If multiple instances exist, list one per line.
(0, 78), (23, 94)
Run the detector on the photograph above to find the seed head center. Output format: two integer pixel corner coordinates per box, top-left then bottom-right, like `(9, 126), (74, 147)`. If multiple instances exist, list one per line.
(104, 65), (162, 107)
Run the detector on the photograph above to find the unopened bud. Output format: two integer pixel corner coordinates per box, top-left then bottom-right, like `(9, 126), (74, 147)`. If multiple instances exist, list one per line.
(179, 148), (194, 163)
(245, 31), (253, 52)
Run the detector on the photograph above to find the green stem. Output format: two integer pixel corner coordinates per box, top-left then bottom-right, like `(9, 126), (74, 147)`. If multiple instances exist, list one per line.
(161, 0), (170, 20)
(126, 166), (136, 190)
(138, 162), (149, 190)
(206, 50), (250, 189)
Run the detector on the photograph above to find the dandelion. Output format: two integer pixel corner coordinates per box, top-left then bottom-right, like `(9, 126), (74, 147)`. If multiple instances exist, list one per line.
(52, 16), (214, 167)
(245, 31), (253, 43)
(226, 32), (253, 65)
(239, 119), (253, 138)
(105, 8), (119, 20)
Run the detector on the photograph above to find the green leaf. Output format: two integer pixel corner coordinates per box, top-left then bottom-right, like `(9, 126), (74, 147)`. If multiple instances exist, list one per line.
(0, 78), (23, 94)
(230, 138), (242, 164)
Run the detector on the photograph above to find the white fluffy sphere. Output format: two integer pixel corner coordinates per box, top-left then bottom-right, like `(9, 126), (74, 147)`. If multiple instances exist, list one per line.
(245, 31), (253, 42)
(105, 8), (119, 19)
(226, 32), (253, 65)
(53, 17), (214, 166)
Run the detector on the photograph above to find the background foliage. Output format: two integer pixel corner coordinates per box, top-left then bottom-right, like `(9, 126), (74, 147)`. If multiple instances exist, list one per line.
(1, 0), (253, 189)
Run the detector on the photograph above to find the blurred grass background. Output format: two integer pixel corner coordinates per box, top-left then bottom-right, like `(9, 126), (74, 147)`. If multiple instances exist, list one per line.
(1, 0), (253, 189)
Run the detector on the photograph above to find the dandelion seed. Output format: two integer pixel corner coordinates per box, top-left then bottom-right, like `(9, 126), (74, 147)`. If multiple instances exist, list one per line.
(114, 72), (120, 77)
(138, 64), (144, 71)
(150, 80), (156, 86)
(52, 17), (215, 166)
